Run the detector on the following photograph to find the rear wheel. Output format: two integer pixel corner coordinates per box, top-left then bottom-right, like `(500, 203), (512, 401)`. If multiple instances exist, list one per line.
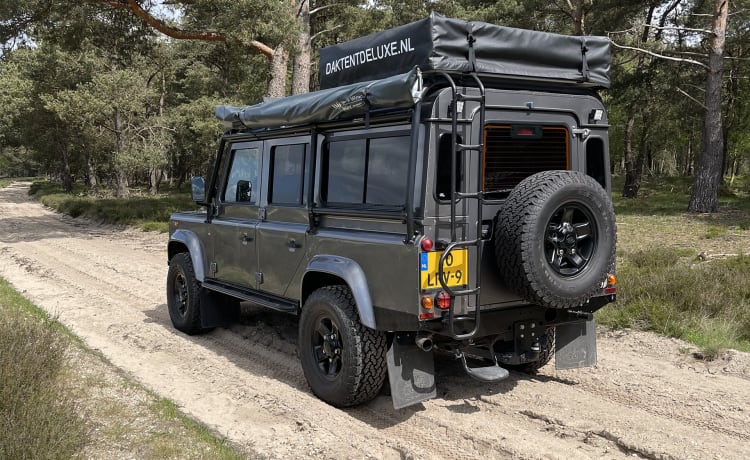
(298, 286), (387, 407)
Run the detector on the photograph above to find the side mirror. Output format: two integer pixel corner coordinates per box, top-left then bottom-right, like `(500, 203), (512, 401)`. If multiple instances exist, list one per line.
(236, 180), (251, 202)
(191, 176), (206, 202)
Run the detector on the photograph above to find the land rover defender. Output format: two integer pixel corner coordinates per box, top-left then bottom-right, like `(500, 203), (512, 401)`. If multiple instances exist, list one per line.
(167, 14), (617, 409)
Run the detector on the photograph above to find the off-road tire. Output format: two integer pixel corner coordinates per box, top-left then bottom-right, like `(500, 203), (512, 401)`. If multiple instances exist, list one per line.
(495, 170), (616, 309)
(167, 253), (204, 335)
(298, 286), (387, 407)
(511, 328), (555, 373)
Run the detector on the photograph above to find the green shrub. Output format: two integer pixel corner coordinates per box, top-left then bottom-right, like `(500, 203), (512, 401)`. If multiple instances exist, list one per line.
(598, 253), (750, 352)
(704, 225), (728, 239)
(627, 247), (680, 268)
(30, 180), (196, 232)
(0, 281), (87, 458)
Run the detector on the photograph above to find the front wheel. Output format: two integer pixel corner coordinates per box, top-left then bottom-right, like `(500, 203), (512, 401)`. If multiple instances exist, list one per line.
(166, 253), (204, 335)
(298, 286), (387, 407)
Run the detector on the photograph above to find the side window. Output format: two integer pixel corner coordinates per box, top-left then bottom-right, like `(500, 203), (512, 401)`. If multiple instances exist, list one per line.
(223, 147), (260, 204)
(366, 137), (409, 205)
(324, 139), (366, 204)
(270, 144), (306, 205)
(436, 133), (462, 200)
(585, 138), (606, 189)
(322, 135), (409, 207)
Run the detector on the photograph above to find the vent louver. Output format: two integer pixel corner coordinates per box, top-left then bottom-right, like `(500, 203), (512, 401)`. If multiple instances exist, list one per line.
(484, 126), (569, 192)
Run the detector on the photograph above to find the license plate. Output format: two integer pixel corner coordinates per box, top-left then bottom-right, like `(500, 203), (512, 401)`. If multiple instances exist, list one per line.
(420, 249), (468, 290)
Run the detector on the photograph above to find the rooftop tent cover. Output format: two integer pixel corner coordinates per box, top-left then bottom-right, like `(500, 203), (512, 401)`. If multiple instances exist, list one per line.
(216, 69), (422, 130)
(319, 13), (610, 89)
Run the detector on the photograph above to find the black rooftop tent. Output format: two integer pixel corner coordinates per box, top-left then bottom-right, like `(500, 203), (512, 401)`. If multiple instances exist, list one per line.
(319, 13), (610, 90)
(216, 13), (610, 130)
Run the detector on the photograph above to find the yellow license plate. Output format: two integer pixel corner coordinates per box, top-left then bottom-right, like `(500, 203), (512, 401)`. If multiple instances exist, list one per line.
(420, 249), (468, 290)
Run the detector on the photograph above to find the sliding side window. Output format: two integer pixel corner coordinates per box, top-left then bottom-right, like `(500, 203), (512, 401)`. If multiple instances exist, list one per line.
(322, 135), (410, 208)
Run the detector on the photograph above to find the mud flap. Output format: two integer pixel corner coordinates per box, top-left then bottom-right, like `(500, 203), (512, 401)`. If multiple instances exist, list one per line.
(555, 319), (597, 370)
(386, 334), (436, 409)
(199, 289), (240, 328)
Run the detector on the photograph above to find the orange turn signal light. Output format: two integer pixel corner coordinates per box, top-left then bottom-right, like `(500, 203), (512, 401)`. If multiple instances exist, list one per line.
(607, 274), (617, 286)
(421, 296), (434, 310)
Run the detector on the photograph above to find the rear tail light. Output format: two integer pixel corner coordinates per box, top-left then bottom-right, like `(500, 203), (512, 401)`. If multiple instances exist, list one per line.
(436, 291), (451, 310)
(420, 237), (434, 252)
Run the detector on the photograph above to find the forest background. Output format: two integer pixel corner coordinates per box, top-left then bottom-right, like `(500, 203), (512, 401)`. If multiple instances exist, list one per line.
(1, 0), (749, 212)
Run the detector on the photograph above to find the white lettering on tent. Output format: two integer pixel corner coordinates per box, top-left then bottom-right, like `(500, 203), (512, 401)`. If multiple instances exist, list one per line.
(400, 38), (414, 53)
(324, 36), (418, 76)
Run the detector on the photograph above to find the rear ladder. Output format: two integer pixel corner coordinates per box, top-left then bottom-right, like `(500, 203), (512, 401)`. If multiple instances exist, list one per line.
(432, 72), (510, 382)
(432, 71), (487, 341)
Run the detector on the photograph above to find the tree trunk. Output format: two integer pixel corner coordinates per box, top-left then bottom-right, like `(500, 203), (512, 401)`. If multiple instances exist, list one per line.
(573, 0), (585, 35)
(113, 107), (130, 198)
(61, 148), (73, 193)
(292, 0), (311, 95)
(688, 0), (728, 213)
(622, 108), (642, 198)
(159, 71), (166, 117)
(267, 45), (288, 97)
(149, 168), (163, 195)
(86, 151), (98, 193)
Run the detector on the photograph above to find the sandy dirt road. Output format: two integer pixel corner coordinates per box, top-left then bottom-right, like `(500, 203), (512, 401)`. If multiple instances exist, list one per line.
(1, 182), (748, 459)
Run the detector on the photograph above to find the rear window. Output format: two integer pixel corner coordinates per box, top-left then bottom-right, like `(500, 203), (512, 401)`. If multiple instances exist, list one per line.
(270, 144), (306, 205)
(322, 135), (409, 207)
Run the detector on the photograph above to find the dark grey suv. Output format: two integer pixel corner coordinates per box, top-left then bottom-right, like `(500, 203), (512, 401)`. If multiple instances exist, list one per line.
(167, 14), (617, 409)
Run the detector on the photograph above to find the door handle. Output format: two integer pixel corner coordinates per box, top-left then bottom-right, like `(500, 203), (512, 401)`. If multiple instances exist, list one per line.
(288, 238), (301, 249)
(241, 233), (253, 243)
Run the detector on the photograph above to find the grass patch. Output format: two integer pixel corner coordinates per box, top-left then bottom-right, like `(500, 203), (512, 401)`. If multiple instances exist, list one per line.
(598, 250), (750, 353)
(703, 225), (728, 239)
(150, 398), (246, 460)
(0, 278), (87, 459)
(29, 180), (197, 232)
(0, 277), (249, 459)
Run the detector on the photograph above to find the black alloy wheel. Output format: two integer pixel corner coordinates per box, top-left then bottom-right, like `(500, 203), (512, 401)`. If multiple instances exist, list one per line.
(545, 203), (598, 277)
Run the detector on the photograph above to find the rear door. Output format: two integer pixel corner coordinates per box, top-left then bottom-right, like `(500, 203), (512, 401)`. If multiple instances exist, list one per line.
(256, 137), (311, 297)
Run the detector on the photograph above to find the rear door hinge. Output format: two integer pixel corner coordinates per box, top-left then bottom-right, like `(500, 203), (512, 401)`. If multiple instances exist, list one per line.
(255, 272), (264, 284)
(572, 127), (590, 139)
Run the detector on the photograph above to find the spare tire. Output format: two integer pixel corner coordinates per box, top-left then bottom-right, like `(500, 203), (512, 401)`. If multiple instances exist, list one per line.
(494, 171), (616, 309)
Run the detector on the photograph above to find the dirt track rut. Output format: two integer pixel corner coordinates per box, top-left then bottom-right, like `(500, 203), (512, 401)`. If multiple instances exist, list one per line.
(1, 182), (748, 459)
